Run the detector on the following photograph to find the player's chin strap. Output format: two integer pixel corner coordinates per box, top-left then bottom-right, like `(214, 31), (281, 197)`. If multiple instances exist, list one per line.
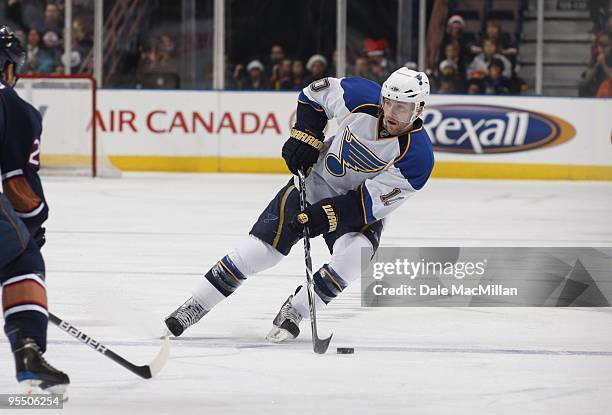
(297, 168), (333, 354)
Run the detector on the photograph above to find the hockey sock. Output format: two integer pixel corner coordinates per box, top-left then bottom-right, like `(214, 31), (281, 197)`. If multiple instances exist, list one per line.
(291, 233), (372, 318)
(192, 235), (284, 310)
(2, 273), (48, 352)
(291, 265), (348, 319)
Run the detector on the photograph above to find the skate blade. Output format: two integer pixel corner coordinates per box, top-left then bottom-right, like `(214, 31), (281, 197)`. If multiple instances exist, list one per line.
(19, 380), (69, 401)
(266, 326), (296, 343)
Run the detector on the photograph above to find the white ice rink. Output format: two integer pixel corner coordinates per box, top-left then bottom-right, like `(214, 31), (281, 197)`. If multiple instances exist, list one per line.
(1, 173), (612, 415)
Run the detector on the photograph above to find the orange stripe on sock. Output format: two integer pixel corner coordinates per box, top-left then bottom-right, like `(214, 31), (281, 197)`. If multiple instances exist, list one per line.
(2, 280), (48, 310)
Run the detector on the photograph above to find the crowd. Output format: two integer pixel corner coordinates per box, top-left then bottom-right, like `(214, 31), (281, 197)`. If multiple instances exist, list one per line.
(223, 15), (528, 96)
(431, 14), (525, 95)
(579, 8), (612, 97)
(225, 38), (397, 91)
(0, 0), (94, 75)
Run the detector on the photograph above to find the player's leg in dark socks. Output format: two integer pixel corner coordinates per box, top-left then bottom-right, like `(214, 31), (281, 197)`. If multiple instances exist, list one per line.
(1, 239), (48, 353)
(166, 181), (302, 336)
(193, 235), (285, 309)
(267, 232), (375, 342)
(292, 232), (376, 319)
(165, 235), (286, 336)
(1, 238), (68, 395)
(195, 179), (302, 310)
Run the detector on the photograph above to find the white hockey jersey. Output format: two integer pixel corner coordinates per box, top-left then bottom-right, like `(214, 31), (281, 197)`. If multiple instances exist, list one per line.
(296, 77), (434, 226)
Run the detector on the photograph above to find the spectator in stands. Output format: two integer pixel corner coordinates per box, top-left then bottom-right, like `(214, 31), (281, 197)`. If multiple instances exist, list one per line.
(440, 41), (465, 76)
(155, 35), (178, 74)
(136, 35), (180, 89)
(580, 32), (612, 96)
(23, 27), (55, 73)
(272, 58), (293, 90)
(437, 59), (465, 93)
(242, 59), (270, 90)
(589, 1), (611, 36)
(291, 59), (306, 90)
(224, 55), (238, 89)
(442, 15), (472, 63)
(590, 10), (612, 60)
(483, 58), (511, 94)
(66, 18), (92, 73)
(596, 73), (612, 96)
(305, 54), (327, 84)
(266, 44), (284, 79)
(352, 56), (371, 78)
(466, 78), (485, 94)
(39, 2), (62, 36)
(364, 37), (393, 84)
(41, 29), (61, 71)
(472, 20), (517, 60)
(1, 0), (27, 32)
(467, 38), (512, 80)
(437, 79), (455, 93)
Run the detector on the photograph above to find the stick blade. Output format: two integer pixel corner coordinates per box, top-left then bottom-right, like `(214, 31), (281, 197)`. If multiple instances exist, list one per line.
(147, 334), (171, 377)
(314, 334), (333, 354)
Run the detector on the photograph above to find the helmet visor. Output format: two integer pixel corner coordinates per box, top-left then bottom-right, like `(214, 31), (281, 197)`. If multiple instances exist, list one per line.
(382, 97), (416, 123)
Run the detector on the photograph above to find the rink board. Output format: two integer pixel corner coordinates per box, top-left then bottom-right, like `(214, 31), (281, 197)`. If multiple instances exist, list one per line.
(24, 87), (612, 180)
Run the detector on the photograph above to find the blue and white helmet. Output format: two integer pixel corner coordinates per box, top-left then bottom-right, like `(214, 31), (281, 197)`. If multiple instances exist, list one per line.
(381, 67), (430, 124)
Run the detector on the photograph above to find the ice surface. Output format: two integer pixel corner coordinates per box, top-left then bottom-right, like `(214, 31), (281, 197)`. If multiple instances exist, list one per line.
(1, 173), (611, 414)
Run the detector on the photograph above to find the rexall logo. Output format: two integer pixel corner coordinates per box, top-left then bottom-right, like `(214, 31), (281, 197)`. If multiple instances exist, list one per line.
(422, 105), (576, 154)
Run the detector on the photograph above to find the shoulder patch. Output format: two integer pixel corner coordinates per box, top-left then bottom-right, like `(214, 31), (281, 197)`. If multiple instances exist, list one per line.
(310, 78), (330, 92)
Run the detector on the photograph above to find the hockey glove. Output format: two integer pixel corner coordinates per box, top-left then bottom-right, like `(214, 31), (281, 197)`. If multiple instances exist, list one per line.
(282, 128), (324, 175)
(290, 190), (364, 238)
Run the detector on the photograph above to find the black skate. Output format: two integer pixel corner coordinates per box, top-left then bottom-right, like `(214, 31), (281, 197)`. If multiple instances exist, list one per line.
(13, 337), (70, 396)
(266, 295), (303, 343)
(165, 297), (208, 336)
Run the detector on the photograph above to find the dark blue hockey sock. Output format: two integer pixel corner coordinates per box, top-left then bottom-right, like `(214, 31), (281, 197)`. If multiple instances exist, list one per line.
(313, 264), (348, 304)
(204, 255), (247, 297)
(2, 273), (49, 353)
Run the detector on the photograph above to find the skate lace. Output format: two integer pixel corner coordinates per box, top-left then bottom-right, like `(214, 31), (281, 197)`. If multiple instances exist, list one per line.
(174, 300), (206, 328)
(280, 301), (302, 324)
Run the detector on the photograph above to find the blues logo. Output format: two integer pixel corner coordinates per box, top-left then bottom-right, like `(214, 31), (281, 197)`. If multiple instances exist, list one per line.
(325, 128), (387, 177)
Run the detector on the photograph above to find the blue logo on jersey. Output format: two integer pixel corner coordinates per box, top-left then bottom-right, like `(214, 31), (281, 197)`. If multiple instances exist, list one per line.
(325, 128), (387, 177)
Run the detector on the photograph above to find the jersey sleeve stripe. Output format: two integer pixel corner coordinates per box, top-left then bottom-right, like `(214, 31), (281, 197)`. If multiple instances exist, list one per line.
(360, 184), (376, 224)
(393, 133), (412, 164)
(350, 103), (380, 114)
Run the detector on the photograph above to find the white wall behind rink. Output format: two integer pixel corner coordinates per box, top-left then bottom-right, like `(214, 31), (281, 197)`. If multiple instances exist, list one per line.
(40, 87), (612, 179)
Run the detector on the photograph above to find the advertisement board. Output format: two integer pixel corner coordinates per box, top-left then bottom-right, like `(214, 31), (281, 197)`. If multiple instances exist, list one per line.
(30, 87), (612, 180)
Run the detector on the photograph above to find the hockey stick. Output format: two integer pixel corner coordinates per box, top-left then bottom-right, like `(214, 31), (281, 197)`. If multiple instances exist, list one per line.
(49, 312), (170, 379)
(297, 169), (332, 354)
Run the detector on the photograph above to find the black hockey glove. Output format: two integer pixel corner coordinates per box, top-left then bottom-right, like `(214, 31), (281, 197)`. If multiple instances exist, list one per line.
(282, 128), (324, 175)
(290, 190), (364, 238)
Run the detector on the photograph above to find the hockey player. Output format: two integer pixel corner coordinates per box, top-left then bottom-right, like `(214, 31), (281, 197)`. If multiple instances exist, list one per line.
(0, 26), (69, 394)
(165, 67), (434, 342)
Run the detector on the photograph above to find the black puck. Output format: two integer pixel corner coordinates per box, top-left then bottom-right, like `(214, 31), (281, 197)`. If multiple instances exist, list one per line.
(336, 347), (354, 354)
